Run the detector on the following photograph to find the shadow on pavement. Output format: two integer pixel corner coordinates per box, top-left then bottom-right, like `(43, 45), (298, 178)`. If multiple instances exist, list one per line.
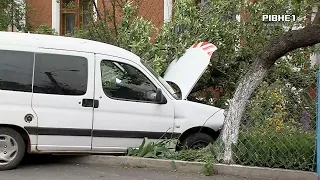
(20, 154), (88, 166)
(20, 153), (124, 166)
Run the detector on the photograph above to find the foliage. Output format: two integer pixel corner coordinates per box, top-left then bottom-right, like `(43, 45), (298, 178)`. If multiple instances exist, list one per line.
(126, 137), (216, 175)
(126, 138), (172, 158)
(61, 0), (77, 11)
(164, 145), (215, 176)
(244, 79), (316, 132)
(128, 129), (315, 172)
(0, 1), (9, 30)
(163, 127), (315, 172)
(0, 0), (28, 32)
(153, 0), (317, 107)
(62, 0), (317, 108)
(234, 126), (316, 171)
(65, 0), (156, 59)
(164, 145), (215, 162)
(35, 24), (58, 35)
(151, 0), (242, 84)
(238, 63), (317, 171)
(117, 10), (154, 59)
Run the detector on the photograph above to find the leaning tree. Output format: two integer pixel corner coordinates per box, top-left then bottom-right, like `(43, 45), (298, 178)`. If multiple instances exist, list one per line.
(220, 2), (320, 163)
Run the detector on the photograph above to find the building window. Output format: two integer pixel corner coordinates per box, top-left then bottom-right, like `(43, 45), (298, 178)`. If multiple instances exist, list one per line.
(62, 13), (76, 34)
(34, 53), (88, 96)
(60, 0), (92, 35)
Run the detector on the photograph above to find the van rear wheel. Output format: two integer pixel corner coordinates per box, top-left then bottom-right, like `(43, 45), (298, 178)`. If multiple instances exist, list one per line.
(0, 127), (25, 171)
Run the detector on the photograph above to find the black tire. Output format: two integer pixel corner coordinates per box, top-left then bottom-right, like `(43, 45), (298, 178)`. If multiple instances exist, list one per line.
(0, 127), (26, 171)
(181, 132), (215, 150)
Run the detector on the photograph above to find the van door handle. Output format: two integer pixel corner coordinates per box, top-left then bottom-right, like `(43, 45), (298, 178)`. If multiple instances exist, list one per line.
(82, 99), (99, 108)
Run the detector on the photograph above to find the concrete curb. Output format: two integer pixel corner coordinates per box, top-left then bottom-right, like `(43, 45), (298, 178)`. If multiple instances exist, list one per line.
(213, 164), (318, 180)
(56, 155), (205, 173)
(55, 155), (318, 180)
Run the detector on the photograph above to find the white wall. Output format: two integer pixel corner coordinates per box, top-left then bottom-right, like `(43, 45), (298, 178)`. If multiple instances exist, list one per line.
(164, 0), (173, 22)
(52, 0), (60, 34)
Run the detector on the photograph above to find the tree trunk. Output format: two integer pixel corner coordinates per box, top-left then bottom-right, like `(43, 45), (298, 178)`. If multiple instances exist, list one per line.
(221, 65), (267, 163)
(221, 8), (320, 163)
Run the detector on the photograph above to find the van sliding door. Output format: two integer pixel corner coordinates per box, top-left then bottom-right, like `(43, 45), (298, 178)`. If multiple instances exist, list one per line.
(31, 49), (95, 152)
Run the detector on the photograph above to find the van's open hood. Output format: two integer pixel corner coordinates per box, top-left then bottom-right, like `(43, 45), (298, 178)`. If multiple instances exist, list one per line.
(163, 42), (217, 100)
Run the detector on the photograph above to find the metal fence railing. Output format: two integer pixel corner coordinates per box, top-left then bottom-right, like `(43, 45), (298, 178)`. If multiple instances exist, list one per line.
(231, 75), (317, 172)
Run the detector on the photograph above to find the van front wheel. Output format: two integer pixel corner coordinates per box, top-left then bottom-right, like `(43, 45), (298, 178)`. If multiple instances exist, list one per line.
(181, 132), (214, 150)
(0, 127), (25, 171)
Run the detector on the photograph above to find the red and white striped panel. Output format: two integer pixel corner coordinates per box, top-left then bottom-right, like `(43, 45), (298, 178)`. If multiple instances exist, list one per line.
(190, 42), (217, 56)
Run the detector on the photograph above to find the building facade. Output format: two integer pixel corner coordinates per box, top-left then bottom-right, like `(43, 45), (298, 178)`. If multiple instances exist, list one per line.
(25, 0), (174, 35)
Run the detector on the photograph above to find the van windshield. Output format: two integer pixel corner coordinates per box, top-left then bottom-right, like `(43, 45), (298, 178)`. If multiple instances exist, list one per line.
(140, 60), (180, 100)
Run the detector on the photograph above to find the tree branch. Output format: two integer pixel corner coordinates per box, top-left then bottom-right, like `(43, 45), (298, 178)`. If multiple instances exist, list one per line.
(116, 0), (126, 9)
(252, 8), (320, 72)
(87, 11), (105, 42)
(102, 0), (108, 22)
(111, 0), (118, 37)
(257, 24), (320, 72)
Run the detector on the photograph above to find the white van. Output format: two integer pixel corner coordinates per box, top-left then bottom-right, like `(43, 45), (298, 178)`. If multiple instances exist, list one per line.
(0, 32), (224, 170)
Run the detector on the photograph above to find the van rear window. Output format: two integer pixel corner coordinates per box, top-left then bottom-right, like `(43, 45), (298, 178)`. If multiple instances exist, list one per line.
(0, 50), (34, 92)
(33, 53), (88, 96)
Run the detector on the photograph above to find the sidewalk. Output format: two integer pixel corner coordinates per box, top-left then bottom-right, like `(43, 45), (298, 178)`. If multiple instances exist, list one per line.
(4, 162), (258, 180)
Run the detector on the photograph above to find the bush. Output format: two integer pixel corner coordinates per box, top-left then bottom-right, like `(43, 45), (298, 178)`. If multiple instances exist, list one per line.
(126, 138), (172, 158)
(164, 145), (216, 176)
(164, 146), (215, 162)
(126, 137), (217, 176)
(234, 126), (316, 171)
(127, 126), (315, 173)
(35, 24), (57, 35)
(244, 80), (316, 131)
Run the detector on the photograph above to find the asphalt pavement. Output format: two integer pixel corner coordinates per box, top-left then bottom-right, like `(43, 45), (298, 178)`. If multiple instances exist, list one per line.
(0, 155), (269, 180)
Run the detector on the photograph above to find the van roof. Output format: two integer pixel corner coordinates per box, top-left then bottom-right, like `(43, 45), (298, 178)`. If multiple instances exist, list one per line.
(0, 32), (140, 62)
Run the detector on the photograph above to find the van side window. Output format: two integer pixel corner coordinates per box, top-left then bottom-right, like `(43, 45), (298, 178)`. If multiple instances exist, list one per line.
(0, 50), (34, 92)
(34, 53), (88, 95)
(100, 60), (157, 102)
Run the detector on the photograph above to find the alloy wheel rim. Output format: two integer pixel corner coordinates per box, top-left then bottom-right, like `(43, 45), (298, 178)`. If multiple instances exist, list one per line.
(0, 135), (18, 165)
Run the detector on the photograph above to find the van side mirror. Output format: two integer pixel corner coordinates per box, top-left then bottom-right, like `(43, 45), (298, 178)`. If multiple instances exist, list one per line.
(155, 88), (167, 104)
